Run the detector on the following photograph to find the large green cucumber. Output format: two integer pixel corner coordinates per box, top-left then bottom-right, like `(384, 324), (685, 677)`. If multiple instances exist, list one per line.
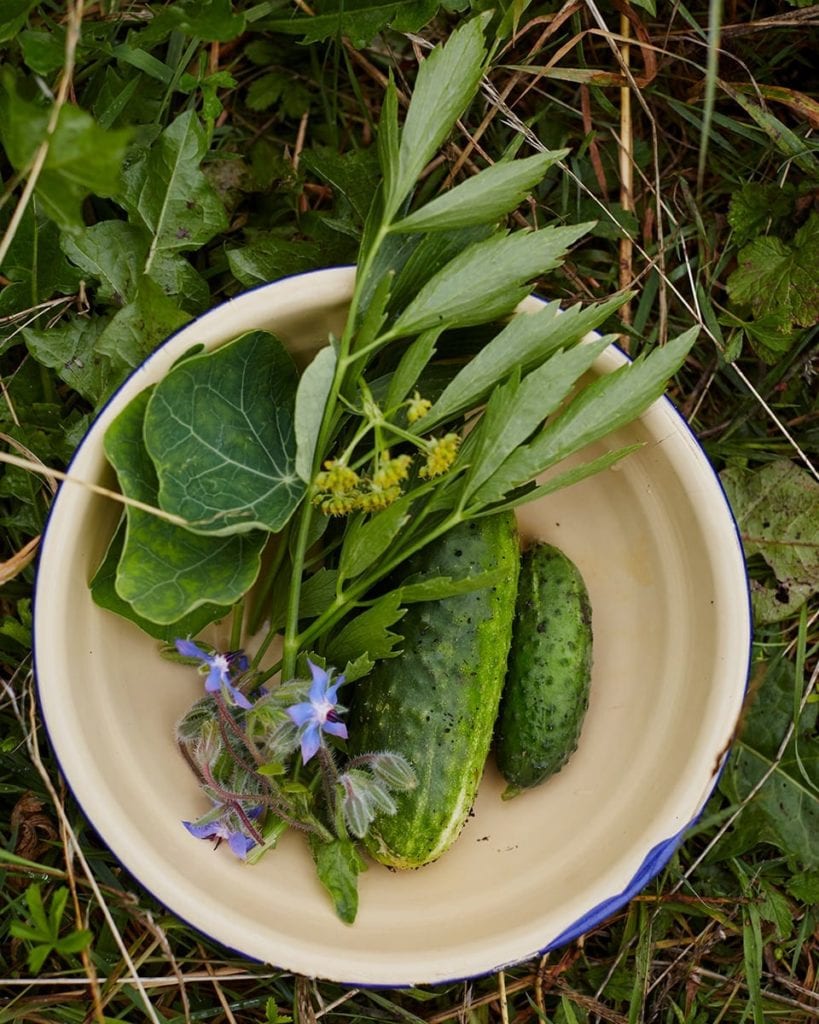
(347, 513), (520, 868)
(495, 542), (593, 795)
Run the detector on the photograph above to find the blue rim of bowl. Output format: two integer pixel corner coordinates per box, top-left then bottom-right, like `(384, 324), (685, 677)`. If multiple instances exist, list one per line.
(31, 268), (754, 987)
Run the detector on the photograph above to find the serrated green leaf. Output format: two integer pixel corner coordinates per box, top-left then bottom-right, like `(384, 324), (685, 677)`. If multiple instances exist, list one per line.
(720, 459), (819, 624)
(136, 0), (246, 44)
(302, 146), (381, 226)
(298, 568), (339, 619)
(464, 336), (612, 498)
(388, 16), (488, 217)
(144, 331), (305, 535)
(150, 251), (211, 313)
(295, 345), (337, 482)
(91, 521), (230, 640)
(120, 110), (228, 273)
(388, 224), (592, 338)
(54, 929), (93, 955)
(0, 203), (80, 317)
(383, 328), (440, 411)
(727, 182), (797, 247)
(339, 502), (409, 581)
(308, 835), (366, 925)
(473, 444), (643, 517)
(105, 389), (265, 623)
(422, 293), (625, 431)
(377, 75), (399, 206)
(340, 651), (375, 684)
(472, 327), (697, 504)
(392, 150), (567, 233)
(727, 212), (819, 330)
(61, 221), (148, 306)
(326, 591), (406, 666)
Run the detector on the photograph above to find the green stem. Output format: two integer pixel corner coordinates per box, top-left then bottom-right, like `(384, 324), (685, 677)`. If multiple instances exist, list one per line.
(280, 225), (392, 680)
(230, 600), (244, 652)
(248, 528), (291, 639)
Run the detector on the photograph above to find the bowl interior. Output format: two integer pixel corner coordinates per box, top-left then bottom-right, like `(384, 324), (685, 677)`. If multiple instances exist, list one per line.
(34, 267), (750, 985)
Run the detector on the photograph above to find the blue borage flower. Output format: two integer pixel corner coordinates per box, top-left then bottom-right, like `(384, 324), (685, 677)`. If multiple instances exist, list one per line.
(286, 660), (347, 763)
(175, 639), (252, 709)
(183, 802), (262, 859)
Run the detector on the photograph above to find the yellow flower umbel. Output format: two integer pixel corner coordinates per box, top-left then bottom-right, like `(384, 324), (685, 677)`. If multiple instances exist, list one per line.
(406, 391), (432, 425)
(420, 433), (461, 479)
(354, 453), (412, 513)
(312, 459), (361, 516)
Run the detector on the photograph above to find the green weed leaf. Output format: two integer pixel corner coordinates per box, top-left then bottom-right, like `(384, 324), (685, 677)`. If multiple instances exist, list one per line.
(389, 224), (592, 337)
(120, 110), (228, 274)
(96, 277), (189, 370)
(144, 331), (305, 535)
(61, 221), (147, 306)
(264, 0), (438, 48)
(719, 659), (819, 868)
(105, 389), (265, 623)
(0, 1), (37, 41)
(720, 459), (819, 623)
(0, 78), (129, 230)
(22, 316), (122, 406)
(392, 150), (567, 233)
(226, 235), (324, 287)
(727, 212), (819, 331)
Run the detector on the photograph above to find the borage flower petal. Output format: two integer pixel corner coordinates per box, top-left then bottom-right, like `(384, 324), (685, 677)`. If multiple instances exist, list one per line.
(285, 660), (347, 763)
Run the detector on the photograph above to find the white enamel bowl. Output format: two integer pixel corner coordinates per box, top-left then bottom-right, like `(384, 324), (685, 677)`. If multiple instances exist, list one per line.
(34, 267), (750, 985)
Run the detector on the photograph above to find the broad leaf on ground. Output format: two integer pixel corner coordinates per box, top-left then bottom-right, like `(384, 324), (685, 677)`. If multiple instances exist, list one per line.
(22, 316), (122, 406)
(105, 388), (265, 624)
(120, 110), (229, 274)
(144, 331), (306, 535)
(717, 658), (819, 868)
(727, 211), (819, 331)
(263, 0), (439, 49)
(720, 459), (819, 623)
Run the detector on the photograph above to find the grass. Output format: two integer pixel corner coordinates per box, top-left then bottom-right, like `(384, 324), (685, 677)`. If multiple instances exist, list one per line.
(1, 1), (818, 1021)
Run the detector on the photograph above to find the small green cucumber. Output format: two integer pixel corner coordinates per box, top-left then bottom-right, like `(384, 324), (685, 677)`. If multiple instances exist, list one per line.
(495, 542), (593, 796)
(346, 512), (520, 868)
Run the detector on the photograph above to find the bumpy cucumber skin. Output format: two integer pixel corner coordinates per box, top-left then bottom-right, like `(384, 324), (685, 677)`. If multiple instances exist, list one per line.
(347, 513), (520, 869)
(496, 543), (593, 793)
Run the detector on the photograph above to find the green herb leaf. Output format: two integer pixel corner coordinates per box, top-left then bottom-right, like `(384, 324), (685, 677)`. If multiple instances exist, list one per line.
(120, 110), (228, 274)
(298, 568), (340, 620)
(144, 331), (306, 535)
(384, 328), (440, 411)
(464, 336), (613, 498)
(392, 150), (567, 233)
(422, 293), (625, 432)
(339, 502), (409, 581)
(308, 836), (366, 925)
(295, 345), (337, 483)
(387, 15), (489, 217)
(104, 389), (265, 623)
(393, 568), (505, 603)
(389, 224), (592, 337)
(90, 522), (229, 641)
(0, 203), (80, 318)
(727, 212), (819, 331)
(720, 459), (819, 624)
(472, 327), (697, 504)
(727, 182), (797, 247)
(326, 591), (406, 666)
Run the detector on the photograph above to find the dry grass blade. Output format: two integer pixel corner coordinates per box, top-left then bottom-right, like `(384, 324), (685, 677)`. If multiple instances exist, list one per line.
(0, 534), (40, 586)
